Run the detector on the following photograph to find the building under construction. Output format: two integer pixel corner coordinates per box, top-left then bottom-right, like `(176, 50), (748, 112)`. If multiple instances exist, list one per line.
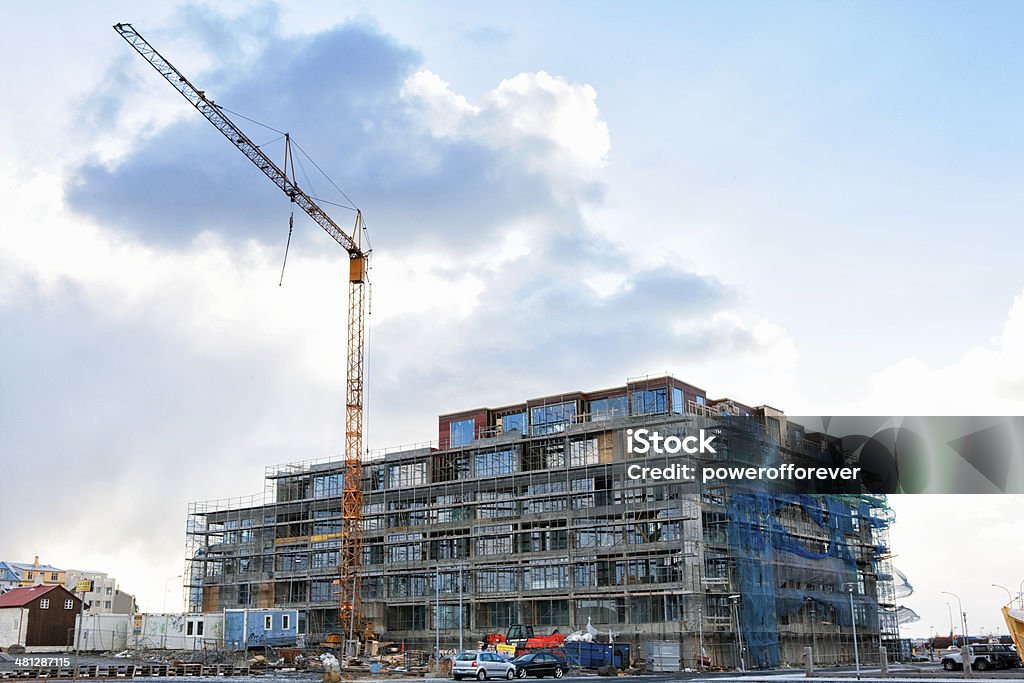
(184, 375), (898, 669)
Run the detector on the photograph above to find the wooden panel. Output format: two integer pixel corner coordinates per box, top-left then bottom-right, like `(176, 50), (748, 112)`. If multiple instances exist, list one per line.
(202, 586), (221, 613)
(597, 431), (616, 463)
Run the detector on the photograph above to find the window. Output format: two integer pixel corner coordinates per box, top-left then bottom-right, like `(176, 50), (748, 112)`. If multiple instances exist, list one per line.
(264, 615), (273, 630)
(387, 533), (423, 562)
(187, 621), (194, 636)
(588, 396), (628, 422)
(105, 587), (112, 595)
(387, 462), (427, 488)
(450, 418), (475, 447)
(532, 599), (569, 626)
(40, 599), (49, 609)
(282, 614), (291, 630)
(477, 569), (519, 593)
(51, 573), (59, 581)
(671, 387), (684, 415)
(525, 562), (568, 590)
(569, 438), (598, 467)
(312, 549), (340, 568)
(474, 525), (513, 556)
(313, 474), (344, 498)
(474, 449), (516, 476)
(196, 621), (204, 636)
(499, 412), (527, 434)
(311, 580), (336, 603)
(530, 402), (576, 435)
(631, 388), (667, 416)
(64, 599), (74, 610)
(104, 601), (111, 609)
(26, 572), (33, 580)
(387, 605), (427, 631)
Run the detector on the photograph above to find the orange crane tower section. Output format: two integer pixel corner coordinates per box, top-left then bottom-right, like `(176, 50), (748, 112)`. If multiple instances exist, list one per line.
(114, 23), (368, 639)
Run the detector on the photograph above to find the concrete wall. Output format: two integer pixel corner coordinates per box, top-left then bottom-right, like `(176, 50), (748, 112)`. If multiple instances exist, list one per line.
(0, 607), (28, 649)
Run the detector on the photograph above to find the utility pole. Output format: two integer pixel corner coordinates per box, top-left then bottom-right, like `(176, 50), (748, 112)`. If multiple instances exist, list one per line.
(729, 595), (745, 672)
(843, 583), (860, 680)
(698, 604), (704, 672)
(942, 591), (970, 680)
(458, 565), (464, 654)
(435, 570), (441, 674)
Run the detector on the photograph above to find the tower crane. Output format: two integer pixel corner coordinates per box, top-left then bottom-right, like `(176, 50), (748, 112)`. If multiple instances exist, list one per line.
(114, 23), (369, 644)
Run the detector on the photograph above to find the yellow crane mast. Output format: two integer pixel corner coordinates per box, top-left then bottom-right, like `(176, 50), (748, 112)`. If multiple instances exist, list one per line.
(114, 23), (368, 643)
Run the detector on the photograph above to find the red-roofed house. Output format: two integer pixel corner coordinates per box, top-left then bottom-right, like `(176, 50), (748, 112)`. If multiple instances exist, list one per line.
(0, 584), (81, 648)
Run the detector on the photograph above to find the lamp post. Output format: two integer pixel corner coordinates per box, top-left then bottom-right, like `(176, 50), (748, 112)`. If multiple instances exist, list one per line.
(994, 584), (1013, 604)
(728, 594), (745, 673)
(164, 574), (183, 612)
(435, 570), (441, 674)
(842, 583), (860, 681)
(946, 602), (955, 639)
(698, 604), (705, 672)
(941, 591), (970, 680)
(805, 598), (818, 660)
(458, 565), (464, 654)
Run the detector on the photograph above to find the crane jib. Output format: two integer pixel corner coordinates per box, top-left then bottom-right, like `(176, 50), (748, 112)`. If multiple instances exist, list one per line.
(112, 23), (363, 259)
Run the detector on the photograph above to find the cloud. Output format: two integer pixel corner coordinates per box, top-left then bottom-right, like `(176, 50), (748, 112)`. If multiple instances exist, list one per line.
(853, 290), (1024, 414)
(402, 69), (610, 173)
(462, 26), (511, 46)
(67, 18), (609, 255)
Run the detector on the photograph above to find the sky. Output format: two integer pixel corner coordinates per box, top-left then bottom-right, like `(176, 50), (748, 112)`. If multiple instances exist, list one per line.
(1, 1), (1023, 638)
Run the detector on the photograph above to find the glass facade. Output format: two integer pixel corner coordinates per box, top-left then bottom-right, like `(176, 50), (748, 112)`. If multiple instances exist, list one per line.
(500, 411), (527, 434)
(475, 449), (516, 477)
(587, 395), (628, 421)
(450, 418), (475, 447)
(631, 388), (667, 416)
(672, 387), (684, 415)
(313, 474), (343, 498)
(530, 401), (577, 435)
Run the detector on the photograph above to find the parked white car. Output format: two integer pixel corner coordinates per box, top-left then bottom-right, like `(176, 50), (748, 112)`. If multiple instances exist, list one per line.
(452, 651), (516, 680)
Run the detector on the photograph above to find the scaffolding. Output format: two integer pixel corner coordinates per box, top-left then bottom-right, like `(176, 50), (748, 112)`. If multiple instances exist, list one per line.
(184, 375), (896, 668)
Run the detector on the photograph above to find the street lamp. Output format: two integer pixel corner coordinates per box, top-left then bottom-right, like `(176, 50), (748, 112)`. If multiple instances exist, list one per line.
(805, 597), (818, 661)
(164, 574), (183, 612)
(458, 565), (464, 654)
(728, 594), (745, 673)
(698, 603), (705, 672)
(941, 591), (970, 680)
(435, 570), (441, 674)
(842, 583), (860, 681)
(993, 584), (1013, 604)
(946, 602), (955, 639)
